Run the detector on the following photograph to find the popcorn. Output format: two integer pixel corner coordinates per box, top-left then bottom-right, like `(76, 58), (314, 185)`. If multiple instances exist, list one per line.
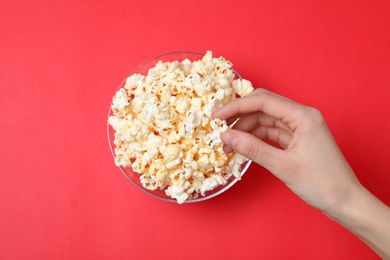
(111, 88), (130, 116)
(109, 51), (253, 204)
(160, 143), (183, 169)
(232, 79), (254, 97)
(200, 174), (227, 196)
(229, 152), (249, 178)
(143, 133), (163, 163)
(205, 119), (229, 150)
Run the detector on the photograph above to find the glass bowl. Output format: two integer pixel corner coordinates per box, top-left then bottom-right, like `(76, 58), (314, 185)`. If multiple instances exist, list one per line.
(107, 50), (252, 203)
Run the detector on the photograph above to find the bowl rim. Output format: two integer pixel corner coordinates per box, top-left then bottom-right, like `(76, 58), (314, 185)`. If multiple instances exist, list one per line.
(107, 50), (251, 203)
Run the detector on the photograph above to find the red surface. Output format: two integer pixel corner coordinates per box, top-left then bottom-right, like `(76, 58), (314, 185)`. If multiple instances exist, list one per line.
(1, 0), (390, 259)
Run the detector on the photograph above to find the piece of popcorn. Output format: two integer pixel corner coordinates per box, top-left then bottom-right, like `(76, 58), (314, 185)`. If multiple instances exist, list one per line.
(203, 94), (223, 117)
(142, 133), (164, 163)
(182, 151), (198, 173)
(194, 59), (214, 76)
(167, 60), (180, 73)
(169, 169), (185, 184)
(205, 119), (229, 149)
(124, 73), (145, 90)
(165, 169), (194, 204)
(180, 59), (192, 76)
(228, 152), (249, 179)
(193, 81), (211, 97)
(232, 79), (254, 97)
(131, 92), (157, 113)
(129, 118), (149, 141)
(198, 146), (213, 155)
(172, 96), (189, 114)
(214, 88), (225, 101)
(197, 153), (214, 173)
(202, 50), (213, 63)
(113, 143), (133, 167)
(157, 87), (171, 103)
(140, 174), (158, 190)
(108, 115), (123, 131)
(141, 103), (159, 123)
(148, 159), (168, 188)
(111, 88), (130, 116)
(190, 97), (202, 110)
(159, 144), (183, 162)
(131, 155), (147, 174)
(166, 157), (181, 169)
(188, 130), (205, 149)
(165, 184), (189, 204)
(186, 109), (203, 126)
(178, 121), (194, 139)
(200, 174), (227, 195)
(166, 130), (180, 144)
(128, 141), (144, 155)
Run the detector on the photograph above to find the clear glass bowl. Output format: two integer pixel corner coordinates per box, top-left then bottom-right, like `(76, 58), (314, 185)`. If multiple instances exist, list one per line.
(107, 51), (252, 203)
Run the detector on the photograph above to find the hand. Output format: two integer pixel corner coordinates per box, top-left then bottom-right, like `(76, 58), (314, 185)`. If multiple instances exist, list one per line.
(213, 89), (390, 258)
(212, 88), (360, 214)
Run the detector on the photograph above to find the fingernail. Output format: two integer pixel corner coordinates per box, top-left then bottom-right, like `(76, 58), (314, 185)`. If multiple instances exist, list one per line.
(221, 131), (238, 149)
(223, 144), (234, 153)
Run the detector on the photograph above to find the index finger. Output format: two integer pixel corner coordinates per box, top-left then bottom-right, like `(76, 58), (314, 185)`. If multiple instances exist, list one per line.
(212, 89), (306, 131)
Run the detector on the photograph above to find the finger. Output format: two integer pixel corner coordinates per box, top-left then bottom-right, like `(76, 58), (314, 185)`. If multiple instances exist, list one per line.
(215, 90), (296, 122)
(226, 111), (282, 130)
(245, 88), (290, 100)
(250, 126), (293, 149)
(221, 89), (295, 126)
(221, 129), (284, 172)
(213, 89), (305, 131)
(223, 111), (294, 150)
(229, 112), (294, 141)
(217, 89), (277, 125)
(228, 112), (259, 131)
(223, 125), (291, 152)
(231, 112), (283, 130)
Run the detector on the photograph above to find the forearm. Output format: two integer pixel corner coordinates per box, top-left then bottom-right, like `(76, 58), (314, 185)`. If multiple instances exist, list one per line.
(327, 184), (390, 259)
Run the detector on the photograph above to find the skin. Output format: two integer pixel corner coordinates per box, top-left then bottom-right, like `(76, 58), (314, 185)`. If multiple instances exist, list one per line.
(212, 88), (390, 259)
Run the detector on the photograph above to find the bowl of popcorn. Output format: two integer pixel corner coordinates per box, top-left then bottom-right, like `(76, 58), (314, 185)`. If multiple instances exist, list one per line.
(107, 50), (253, 204)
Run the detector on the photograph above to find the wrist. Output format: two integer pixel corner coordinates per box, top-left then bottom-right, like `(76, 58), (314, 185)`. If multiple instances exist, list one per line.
(324, 182), (390, 258)
(323, 180), (366, 222)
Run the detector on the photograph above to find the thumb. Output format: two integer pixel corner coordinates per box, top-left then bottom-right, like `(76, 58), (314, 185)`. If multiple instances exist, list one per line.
(220, 129), (283, 172)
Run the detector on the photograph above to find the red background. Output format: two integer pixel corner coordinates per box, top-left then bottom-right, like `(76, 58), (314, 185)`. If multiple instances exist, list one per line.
(1, 0), (390, 259)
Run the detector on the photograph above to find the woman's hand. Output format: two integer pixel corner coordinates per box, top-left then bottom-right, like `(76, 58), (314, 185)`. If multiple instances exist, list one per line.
(212, 88), (359, 214)
(213, 89), (390, 258)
